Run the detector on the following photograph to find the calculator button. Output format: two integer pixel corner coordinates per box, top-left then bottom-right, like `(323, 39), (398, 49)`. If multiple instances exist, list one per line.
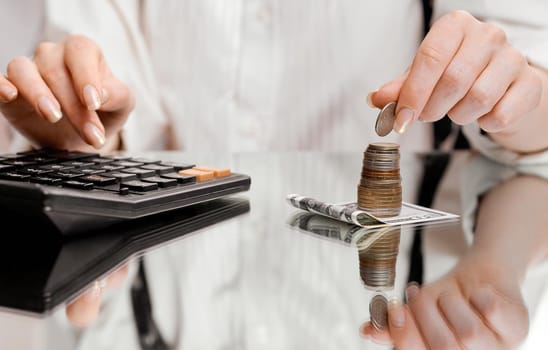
(142, 176), (178, 188)
(103, 172), (138, 182)
(121, 168), (156, 178)
(160, 161), (195, 171)
(0, 164), (15, 172)
(94, 164), (125, 172)
(79, 175), (117, 186)
(39, 164), (75, 171)
(130, 157), (161, 164)
(48, 150), (99, 160)
(2, 160), (38, 167)
(80, 168), (106, 175)
(0, 172), (31, 181)
(20, 167), (55, 176)
(52, 170), (86, 179)
(103, 154), (131, 161)
(192, 166), (231, 177)
(60, 161), (95, 168)
(62, 180), (94, 190)
(178, 169), (215, 182)
(112, 160), (145, 168)
(160, 173), (196, 184)
(140, 164), (174, 174)
(89, 157), (115, 164)
(122, 180), (158, 192)
(30, 176), (62, 185)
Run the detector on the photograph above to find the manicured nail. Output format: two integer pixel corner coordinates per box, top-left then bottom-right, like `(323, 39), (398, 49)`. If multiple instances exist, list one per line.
(83, 123), (105, 148)
(0, 85), (17, 102)
(394, 107), (414, 134)
(366, 91), (377, 108)
(83, 84), (101, 111)
(406, 283), (420, 303)
(101, 88), (109, 104)
(470, 287), (494, 314)
(388, 298), (405, 328)
(38, 96), (63, 123)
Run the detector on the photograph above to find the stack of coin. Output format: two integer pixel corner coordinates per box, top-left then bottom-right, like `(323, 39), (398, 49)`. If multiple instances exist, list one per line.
(358, 227), (401, 290)
(357, 142), (402, 217)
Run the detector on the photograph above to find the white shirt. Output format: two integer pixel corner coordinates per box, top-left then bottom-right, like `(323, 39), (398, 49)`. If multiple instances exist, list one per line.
(2, 0), (548, 161)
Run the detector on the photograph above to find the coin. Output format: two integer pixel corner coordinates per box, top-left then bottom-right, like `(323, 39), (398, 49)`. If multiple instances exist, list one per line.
(369, 294), (389, 331)
(375, 102), (397, 137)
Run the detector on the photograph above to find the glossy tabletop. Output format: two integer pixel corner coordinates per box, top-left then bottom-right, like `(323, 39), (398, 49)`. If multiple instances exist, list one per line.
(1, 150), (547, 350)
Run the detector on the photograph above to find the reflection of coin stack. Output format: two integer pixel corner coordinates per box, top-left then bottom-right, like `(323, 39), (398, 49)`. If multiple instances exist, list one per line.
(358, 227), (401, 291)
(357, 143), (402, 217)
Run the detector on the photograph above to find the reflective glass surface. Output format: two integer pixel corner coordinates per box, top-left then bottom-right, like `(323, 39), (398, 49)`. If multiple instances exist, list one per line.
(1, 150), (547, 349)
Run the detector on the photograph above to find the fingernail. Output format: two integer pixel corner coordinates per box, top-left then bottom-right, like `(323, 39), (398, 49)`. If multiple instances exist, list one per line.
(366, 90), (377, 108)
(394, 107), (414, 134)
(83, 84), (101, 111)
(0, 85), (17, 102)
(388, 298), (405, 328)
(38, 96), (63, 123)
(406, 283), (420, 303)
(83, 123), (105, 148)
(101, 88), (109, 104)
(470, 287), (494, 314)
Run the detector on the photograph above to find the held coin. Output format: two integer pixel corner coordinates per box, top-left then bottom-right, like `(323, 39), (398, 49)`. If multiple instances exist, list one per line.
(375, 102), (397, 137)
(369, 294), (389, 331)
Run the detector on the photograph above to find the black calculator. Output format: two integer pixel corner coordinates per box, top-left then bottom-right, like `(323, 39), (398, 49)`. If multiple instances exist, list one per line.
(0, 148), (251, 236)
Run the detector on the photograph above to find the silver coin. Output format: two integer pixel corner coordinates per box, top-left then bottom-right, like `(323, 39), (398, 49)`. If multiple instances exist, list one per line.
(369, 294), (389, 331)
(375, 102), (397, 137)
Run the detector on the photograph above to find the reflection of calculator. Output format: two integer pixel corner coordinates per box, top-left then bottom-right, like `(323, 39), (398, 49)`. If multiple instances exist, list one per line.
(0, 197), (250, 314)
(0, 149), (251, 236)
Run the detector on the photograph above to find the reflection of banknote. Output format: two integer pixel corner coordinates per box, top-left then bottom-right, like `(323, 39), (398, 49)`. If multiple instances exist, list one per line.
(286, 194), (459, 228)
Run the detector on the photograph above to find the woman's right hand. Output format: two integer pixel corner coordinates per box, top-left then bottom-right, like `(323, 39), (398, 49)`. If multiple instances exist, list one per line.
(0, 35), (134, 152)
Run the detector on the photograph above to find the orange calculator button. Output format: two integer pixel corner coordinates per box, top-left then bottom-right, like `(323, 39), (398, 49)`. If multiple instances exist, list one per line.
(178, 168), (215, 182)
(192, 166), (231, 177)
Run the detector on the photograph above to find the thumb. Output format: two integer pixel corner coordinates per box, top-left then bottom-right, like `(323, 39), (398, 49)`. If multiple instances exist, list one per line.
(367, 70), (409, 109)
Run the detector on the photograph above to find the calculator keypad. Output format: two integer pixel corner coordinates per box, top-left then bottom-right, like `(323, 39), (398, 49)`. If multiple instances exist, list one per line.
(0, 149), (232, 195)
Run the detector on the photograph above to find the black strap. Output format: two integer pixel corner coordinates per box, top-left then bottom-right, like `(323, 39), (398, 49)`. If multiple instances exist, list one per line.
(131, 258), (169, 350)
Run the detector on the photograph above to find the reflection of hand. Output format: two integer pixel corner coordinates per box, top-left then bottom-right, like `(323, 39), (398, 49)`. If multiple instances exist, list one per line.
(0, 35), (134, 152)
(65, 264), (129, 328)
(361, 253), (529, 349)
(369, 11), (548, 153)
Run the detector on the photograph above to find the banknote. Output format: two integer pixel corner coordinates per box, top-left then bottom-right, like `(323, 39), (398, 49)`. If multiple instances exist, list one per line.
(286, 193), (459, 228)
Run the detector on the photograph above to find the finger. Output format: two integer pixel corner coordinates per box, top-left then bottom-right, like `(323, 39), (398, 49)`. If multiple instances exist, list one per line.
(395, 11), (473, 133)
(0, 75), (18, 103)
(470, 286), (529, 347)
(34, 45), (106, 149)
(406, 284), (461, 349)
(368, 72), (408, 109)
(420, 23), (501, 122)
(477, 66), (542, 133)
(388, 299), (428, 349)
(99, 75), (135, 114)
(448, 46), (525, 126)
(6, 56), (63, 123)
(438, 292), (500, 349)
(65, 282), (103, 328)
(63, 35), (106, 111)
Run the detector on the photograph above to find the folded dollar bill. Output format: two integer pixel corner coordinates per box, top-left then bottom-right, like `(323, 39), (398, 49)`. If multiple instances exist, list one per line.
(286, 194), (458, 228)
